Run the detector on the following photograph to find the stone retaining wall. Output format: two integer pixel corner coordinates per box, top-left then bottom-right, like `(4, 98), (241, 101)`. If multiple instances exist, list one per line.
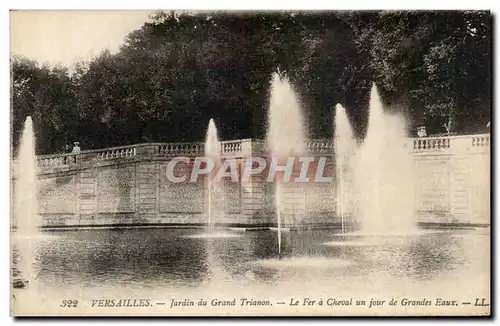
(11, 135), (490, 228)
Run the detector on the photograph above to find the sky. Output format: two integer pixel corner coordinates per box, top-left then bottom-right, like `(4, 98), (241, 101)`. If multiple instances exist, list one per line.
(10, 10), (153, 68)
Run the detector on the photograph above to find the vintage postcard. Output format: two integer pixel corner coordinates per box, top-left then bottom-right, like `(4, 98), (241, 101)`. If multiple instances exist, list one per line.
(10, 10), (491, 316)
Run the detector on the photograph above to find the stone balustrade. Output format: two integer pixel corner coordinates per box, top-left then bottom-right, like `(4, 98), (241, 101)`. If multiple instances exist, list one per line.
(156, 142), (205, 156)
(37, 153), (74, 167)
(16, 133), (489, 174)
(305, 139), (334, 154)
(472, 135), (490, 147)
(35, 144), (139, 169)
(222, 139), (243, 154)
(96, 146), (137, 160)
(413, 134), (490, 153)
(413, 137), (451, 151)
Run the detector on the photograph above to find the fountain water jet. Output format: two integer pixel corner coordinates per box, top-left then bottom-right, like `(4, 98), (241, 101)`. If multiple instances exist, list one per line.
(186, 119), (240, 239)
(266, 72), (307, 256)
(15, 117), (39, 235)
(205, 118), (221, 233)
(334, 104), (358, 233)
(14, 116), (40, 284)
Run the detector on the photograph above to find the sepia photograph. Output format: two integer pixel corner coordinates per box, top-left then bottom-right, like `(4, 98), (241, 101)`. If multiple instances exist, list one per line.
(9, 9), (491, 317)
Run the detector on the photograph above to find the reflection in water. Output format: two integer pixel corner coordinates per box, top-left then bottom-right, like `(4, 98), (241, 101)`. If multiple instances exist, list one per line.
(29, 229), (208, 288)
(12, 228), (488, 296)
(353, 234), (462, 280)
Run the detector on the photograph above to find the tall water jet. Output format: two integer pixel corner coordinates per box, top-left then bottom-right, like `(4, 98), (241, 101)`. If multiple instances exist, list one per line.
(334, 104), (358, 233)
(15, 116), (39, 234)
(204, 118), (222, 233)
(355, 84), (416, 235)
(266, 72), (307, 256)
(187, 119), (240, 239)
(14, 116), (40, 282)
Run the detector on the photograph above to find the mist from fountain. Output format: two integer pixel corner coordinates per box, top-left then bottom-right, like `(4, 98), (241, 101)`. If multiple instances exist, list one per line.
(356, 84), (416, 235)
(332, 85), (417, 237)
(266, 72), (307, 256)
(324, 84), (418, 250)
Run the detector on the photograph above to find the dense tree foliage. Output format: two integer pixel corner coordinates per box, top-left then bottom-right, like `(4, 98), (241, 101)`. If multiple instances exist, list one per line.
(11, 10), (491, 155)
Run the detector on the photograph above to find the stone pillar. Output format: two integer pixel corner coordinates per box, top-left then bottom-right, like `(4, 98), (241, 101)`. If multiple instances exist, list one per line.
(78, 168), (96, 225)
(136, 162), (157, 223)
(469, 150), (490, 225)
(238, 139), (271, 225)
(137, 143), (158, 157)
(449, 137), (473, 223)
